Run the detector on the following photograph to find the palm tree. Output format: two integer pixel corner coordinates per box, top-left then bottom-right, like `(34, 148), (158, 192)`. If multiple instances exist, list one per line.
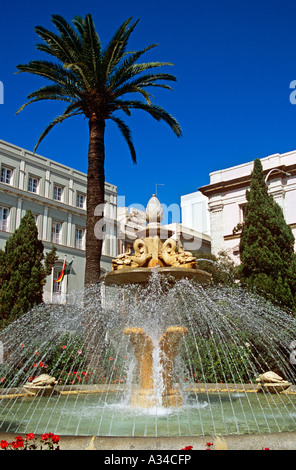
(16, 14), (182, 286)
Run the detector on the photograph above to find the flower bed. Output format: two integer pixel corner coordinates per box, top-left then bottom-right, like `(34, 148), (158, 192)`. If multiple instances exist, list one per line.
(0, 432), (60, 450)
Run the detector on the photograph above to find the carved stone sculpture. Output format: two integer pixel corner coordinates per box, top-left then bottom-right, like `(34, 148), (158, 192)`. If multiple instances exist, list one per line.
(256, 371), (291, 393)
(112, 237), (197, 271)
(160, 239), (196, 268)
(23, 374), (60, 396)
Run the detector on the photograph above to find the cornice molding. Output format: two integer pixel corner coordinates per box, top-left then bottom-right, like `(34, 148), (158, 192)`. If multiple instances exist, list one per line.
(199, 164), (296, 197)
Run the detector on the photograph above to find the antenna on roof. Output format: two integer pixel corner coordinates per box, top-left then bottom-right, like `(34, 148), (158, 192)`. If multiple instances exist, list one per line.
(155, 183), (165, 198)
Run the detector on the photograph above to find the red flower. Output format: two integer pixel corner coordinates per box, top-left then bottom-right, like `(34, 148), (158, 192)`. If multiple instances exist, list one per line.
(26, 433), (35, 440)
(42, 433), (50, 441)
(39, 362), (44, 367)
(11, 436), (24, 448)
(181, 445), (193, 450)
(109, 357), (113, 361)
(51, 434), (60, 444)
(62, 345), (66, 349)
(35, 351), (39, 356)
(0, 440), (8, 449)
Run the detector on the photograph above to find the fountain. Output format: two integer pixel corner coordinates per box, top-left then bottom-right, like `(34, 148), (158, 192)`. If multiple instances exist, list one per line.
(0, 195), (296, 450)
(123, 326), (188, 408)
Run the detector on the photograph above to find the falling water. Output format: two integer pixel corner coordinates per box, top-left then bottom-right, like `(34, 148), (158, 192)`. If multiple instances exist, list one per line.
(0, 272), (296, 437)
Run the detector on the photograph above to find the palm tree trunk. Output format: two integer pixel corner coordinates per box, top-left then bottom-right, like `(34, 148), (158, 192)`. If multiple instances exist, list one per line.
(85, 114), (106, 286)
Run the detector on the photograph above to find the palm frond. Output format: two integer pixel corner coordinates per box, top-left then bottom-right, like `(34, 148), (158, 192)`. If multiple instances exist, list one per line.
(81, 14), (102, 86)
(51, 14), (82, 52)
(114, 99), (182, 137)
(113, 72), (176, 98)
(33, 110), (83, 152)
(110, 115), (136, 163)
(107, 44), (158, 90)
(101, 18), (139, 82)
(35, 25), (78, 64)
(16, 60), (81, 89)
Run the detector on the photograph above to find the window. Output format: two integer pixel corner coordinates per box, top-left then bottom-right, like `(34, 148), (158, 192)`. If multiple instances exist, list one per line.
(0, 207), (9, 232)
(53, 268), (62, 294)
(28, 176), (39, 193)
(52, 221), (62, 244)
(76, 193), (86, 209)
(1, 167), (13, 185)
(239, 203), (247, 222)
(75, 227), (85, 250)
(53, 185), (63, 201)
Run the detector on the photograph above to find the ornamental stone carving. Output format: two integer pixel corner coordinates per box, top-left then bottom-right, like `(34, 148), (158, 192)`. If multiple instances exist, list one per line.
(112, 237), (197, 271)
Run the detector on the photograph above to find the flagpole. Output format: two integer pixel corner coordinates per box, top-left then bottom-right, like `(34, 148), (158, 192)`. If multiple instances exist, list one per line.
(67, 257), (74, 294)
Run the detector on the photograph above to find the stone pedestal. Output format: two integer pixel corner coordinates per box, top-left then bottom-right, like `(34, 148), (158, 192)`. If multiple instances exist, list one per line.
(124, 326), (188, 408)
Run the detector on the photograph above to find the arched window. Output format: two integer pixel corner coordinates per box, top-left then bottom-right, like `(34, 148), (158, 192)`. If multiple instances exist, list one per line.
(52, 260), (67, 304)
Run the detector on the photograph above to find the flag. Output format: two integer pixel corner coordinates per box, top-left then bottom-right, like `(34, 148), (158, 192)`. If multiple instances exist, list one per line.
(54, 258), (66, 283)
(64, 259), (74, 275)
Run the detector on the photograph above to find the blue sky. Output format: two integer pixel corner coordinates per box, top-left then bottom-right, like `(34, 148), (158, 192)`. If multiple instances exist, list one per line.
(1, 0), (296, 220)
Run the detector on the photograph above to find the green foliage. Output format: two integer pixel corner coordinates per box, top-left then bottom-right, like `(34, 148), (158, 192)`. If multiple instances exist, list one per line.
(181, 334), (254, 383)
(238, 159), (296, 311)
(0, 333), (90, 388)
(194, 250), (237, 285)
(99, 343), (130, 385)
(0, 211), (57, 329)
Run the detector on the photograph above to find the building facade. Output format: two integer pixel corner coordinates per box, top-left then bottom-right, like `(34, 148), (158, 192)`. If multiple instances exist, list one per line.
(197, 150), (296, 264)
(0, 139), (117, 302)
(181, 191), (211, 237)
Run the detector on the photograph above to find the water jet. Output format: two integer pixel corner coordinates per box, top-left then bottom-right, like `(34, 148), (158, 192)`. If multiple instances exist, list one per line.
(0, 195), (296, 449)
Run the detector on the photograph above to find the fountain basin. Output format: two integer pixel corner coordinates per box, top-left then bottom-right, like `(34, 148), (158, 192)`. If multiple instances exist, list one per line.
(1, 384), (296, 438)
(100, 267), (212, 286)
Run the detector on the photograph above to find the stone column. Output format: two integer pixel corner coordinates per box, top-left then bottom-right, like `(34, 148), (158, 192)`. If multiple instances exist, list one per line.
(209, 201), (224, 256)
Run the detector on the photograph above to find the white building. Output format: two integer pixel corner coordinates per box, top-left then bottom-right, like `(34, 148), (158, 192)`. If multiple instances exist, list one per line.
(0, 139), (117, 302)
(195, 150), (296, 264)
(181, 191), (210, 236)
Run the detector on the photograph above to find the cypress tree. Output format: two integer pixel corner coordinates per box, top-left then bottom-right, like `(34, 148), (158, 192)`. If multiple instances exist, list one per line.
(0, 210), (57, 328)
(238, 158), (296, 311)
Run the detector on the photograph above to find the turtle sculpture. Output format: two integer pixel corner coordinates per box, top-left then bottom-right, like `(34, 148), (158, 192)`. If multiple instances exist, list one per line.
(23, 374), (60, 396)
(256, 371), (291, 393)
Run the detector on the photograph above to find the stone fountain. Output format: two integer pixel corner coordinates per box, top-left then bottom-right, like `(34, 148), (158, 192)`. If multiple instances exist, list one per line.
(1, 195), (296, 449)
(102, 195), (211, 286)
(102, 195), (209, 409)
(123, 326), (188, 408)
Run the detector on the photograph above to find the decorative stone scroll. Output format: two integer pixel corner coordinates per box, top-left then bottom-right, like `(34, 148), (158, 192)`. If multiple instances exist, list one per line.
(112, 237), (197, 271)
(112, 194), (197, 271)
